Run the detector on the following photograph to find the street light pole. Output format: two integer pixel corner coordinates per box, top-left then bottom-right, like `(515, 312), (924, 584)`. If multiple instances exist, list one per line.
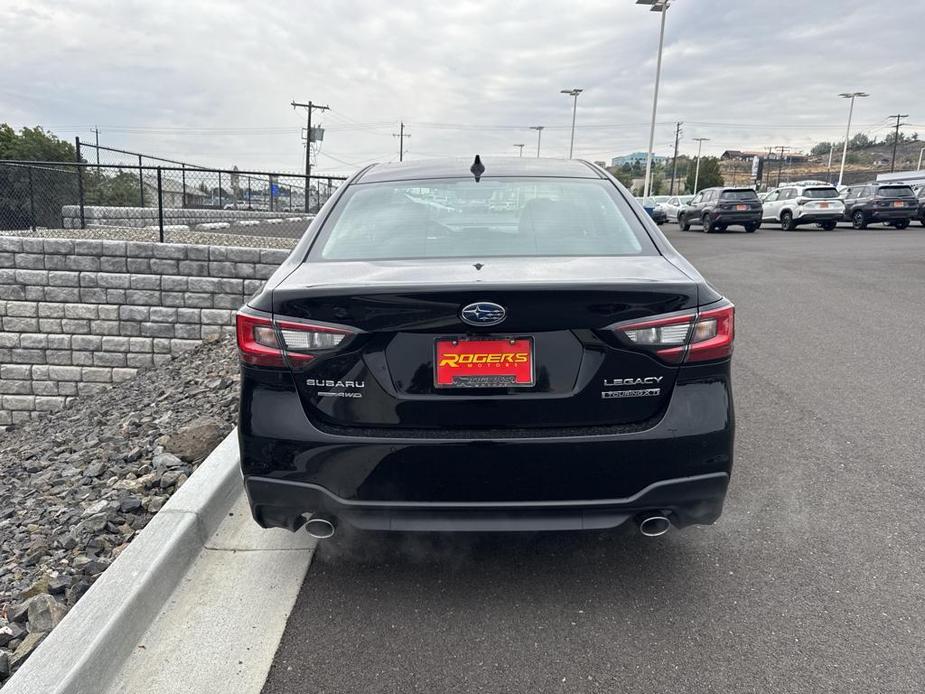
(514, 144), (525, 157)
(561, 89), (583, 159)
(837, 92), (868, 187)
(692, 137), (709, 194)
(530, 126), (544, 158)
(638, 0), (670, 199)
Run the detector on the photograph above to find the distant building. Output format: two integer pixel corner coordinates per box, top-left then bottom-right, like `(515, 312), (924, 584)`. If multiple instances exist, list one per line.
(721, 150), (768, 161)
(611, 152), (668, 167)
(722, 150), (808, 163)
(141, 174), (184, 208)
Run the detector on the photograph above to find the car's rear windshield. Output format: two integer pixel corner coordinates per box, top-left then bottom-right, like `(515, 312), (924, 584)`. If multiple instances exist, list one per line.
(803, 187), (840, 199)
(720, 190), (759, 201)
(878, 186), (915, 197)
(313, 177), (656, 261)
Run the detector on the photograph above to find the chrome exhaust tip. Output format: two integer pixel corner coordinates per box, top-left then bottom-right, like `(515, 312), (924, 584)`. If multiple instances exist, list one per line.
(305, 515), (336, 539)
(638, 514), (671, 537)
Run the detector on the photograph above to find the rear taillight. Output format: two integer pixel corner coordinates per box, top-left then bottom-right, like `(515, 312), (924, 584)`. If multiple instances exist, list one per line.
(611, 302), (734, 364)
(235, 310), (353, 367)
(236, 312), (286, 367)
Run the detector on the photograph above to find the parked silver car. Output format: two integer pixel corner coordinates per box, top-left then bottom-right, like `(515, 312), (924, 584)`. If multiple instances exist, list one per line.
(662, 195), (694, 222)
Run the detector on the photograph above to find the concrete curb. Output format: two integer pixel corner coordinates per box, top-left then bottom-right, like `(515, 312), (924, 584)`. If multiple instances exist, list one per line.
(2, 430), (242, 694)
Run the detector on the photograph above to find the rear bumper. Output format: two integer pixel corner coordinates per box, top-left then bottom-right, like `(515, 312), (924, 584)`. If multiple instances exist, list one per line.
(245, 472), (729, 532)
(239, 363), (734, 532)
(713, 212), (761, 226)
(852, 209), (915, 221)
(794, 210), (844, 222)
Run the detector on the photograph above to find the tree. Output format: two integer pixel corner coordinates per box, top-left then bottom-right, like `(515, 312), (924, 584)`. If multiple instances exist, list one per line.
(0, 125), (78, 230)
(811, 142), (833, 156)
(849, 132), (871, 148)
(686, 156), (723, 193)
(0, 124), (76, 161)
(607, 163), (634, 189)
(83, 169), (144, 206)
(649, 171), (666, 196)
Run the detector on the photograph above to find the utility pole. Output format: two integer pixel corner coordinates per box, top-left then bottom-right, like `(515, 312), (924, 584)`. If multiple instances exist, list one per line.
(888, 113), (908, 173)
(827, 142), (834, 181)
(765, 146), (773, 189)
(513, 144), (525, 157)
(692, 137), (709, 194)
(393, 122), (411, 162)
(669, 121), (682, 195)
(291, 99), (330, 212)
(530, 126), (544, 158)
(775, 146), (791, 186)
(91, 126), (101, 174)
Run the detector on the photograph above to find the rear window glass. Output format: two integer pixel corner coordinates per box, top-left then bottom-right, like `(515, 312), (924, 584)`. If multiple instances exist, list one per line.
(313, 178), (656, 261)
(720, 190), (759, 201)
(803, 188), (840, 199)
(878, 186), (915, 197)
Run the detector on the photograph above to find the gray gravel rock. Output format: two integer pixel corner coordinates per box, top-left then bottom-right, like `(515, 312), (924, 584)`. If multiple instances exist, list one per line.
(25, 595), (66, 633)
(8, 632), (46, 670)
(0, 338), (238, 683)
(162, 417), (227, 462)
(0, 624), (24, 648)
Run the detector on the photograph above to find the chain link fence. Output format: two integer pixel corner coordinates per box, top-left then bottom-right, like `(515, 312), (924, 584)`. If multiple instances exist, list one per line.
(0, 160), (346, 241)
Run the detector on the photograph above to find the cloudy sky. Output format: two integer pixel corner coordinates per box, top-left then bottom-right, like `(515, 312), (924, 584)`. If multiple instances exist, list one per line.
(2, 0), (923, 175)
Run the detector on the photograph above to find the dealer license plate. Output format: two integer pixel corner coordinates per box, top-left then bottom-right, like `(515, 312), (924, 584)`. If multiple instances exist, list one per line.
(434, 338), (534, 388)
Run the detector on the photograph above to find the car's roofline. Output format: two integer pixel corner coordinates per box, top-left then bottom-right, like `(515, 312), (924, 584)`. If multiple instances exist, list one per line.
(354, 157), (604, 184)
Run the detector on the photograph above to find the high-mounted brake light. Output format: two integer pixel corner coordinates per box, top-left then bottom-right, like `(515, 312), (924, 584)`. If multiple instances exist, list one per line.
(235, 311), (353, 367)
(611, 302), (734, 364)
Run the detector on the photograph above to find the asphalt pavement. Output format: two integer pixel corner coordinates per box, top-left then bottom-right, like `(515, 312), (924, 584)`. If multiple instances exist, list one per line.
(262, 222), (925, 694)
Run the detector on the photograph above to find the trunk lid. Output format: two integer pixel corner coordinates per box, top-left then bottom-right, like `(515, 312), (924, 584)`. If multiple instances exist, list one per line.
(272, 256), (700, 432)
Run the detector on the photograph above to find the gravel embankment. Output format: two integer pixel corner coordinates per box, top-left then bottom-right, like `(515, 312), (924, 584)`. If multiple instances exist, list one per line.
(0, 337), (239, 683)
(0, 226), (299, 249)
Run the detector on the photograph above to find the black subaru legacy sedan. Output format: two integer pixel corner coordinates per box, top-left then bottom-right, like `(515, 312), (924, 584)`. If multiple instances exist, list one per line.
(237, 157), (734, 539)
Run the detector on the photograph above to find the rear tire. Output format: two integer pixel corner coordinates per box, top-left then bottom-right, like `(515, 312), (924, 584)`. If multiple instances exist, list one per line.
(780, 211), (796, 231)
(852, 210), (868, 229)
(893, 219), (910, 230)
(744, 223), (758, 233)
(821, 221), (837, 230)
(704, 214), (721, 233)
(679, 215), (691, 231)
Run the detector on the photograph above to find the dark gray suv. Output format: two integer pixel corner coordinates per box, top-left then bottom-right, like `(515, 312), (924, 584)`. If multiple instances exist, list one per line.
(678, 187), (762, 233)
(842, 183), (917, 229)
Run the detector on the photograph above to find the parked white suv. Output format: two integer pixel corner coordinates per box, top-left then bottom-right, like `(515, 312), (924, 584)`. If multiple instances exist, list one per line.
(762, 183), (845, 230)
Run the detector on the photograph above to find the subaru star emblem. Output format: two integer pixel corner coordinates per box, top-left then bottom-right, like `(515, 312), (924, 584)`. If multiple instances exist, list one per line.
(460, 302), (506, 326)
